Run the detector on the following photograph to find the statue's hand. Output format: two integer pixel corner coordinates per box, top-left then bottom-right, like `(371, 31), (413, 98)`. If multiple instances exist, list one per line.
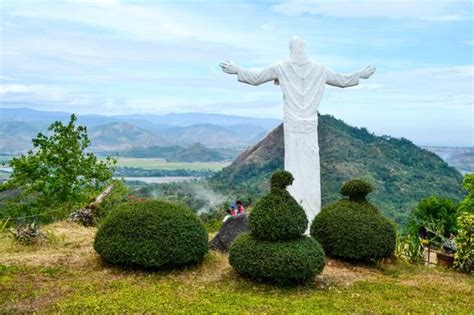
(219, 60), (240, 75)
(359, 65), (376, 79)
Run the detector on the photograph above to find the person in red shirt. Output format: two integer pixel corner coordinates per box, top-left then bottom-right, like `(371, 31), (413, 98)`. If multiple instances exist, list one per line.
(236, 200), (245, 214)
(230, 205), (237, 216)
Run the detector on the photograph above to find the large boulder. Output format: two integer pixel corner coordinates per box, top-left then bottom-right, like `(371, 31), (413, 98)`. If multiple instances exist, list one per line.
(209, 214), (249, 252)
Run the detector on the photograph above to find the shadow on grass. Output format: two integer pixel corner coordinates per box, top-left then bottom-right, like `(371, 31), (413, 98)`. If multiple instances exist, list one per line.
(94, 253), (211, 277)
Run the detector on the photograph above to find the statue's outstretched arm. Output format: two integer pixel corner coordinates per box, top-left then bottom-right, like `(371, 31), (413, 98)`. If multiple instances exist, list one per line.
(326, 65), (375, 88)
(220, 60), (277, 86)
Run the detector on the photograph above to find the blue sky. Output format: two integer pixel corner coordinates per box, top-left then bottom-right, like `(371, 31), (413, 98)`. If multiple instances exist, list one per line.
(0, 0), (472, 146)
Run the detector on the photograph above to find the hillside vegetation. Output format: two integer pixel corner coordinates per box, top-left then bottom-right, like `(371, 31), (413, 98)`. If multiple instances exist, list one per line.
(113, 142), (226, 162)
(1, 222), (472, 313)
(211, 115), (464, 226)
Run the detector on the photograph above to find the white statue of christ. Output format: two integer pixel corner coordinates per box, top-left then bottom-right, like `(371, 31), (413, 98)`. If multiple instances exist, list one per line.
(220, 37), (375, 229)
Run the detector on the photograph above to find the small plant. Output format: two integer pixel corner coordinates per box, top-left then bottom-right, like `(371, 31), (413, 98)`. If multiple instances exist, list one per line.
(0, 218), (11, 232)
(453, 213), (473, 273)
(395, 234), (424, 263)
(11, 222), (45, 244)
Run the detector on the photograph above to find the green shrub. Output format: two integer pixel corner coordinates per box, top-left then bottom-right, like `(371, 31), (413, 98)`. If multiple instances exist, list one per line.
(270, 171), (294, 191)
(249, 171), (307, 241)
(457, 174), (474, 215)
(407, 196), (458, 237)
(229, 170), (325, 284)
(1, 114), (115, 222)
(94, 200), (208, 269)
(340, 179), (373, 202)
(453, 213), (473, 273)
(311, 200), (396, 262)
(229, 233), (325, 284)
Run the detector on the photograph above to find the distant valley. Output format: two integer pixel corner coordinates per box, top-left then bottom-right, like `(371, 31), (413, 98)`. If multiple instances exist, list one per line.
(0, 108), (280, 161)
(423, 146), (474, 175)
(0, 108), (472, 172)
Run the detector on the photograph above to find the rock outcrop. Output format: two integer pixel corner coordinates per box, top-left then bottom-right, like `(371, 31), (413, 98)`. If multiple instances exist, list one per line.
(209, 214), (249, 252)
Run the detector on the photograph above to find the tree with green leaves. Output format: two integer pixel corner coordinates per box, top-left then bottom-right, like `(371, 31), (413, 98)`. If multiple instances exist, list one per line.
(1, 114), (116, 221)
(458, 174), (474, 215)
(407, 195), (458, 237)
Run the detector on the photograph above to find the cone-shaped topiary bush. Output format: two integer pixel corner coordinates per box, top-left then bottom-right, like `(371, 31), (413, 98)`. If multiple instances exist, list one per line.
(249, 171), (308, 241)
(310, 179), (396, 262)
(229, 170), (325, 284)
(94, 199), (208, 269)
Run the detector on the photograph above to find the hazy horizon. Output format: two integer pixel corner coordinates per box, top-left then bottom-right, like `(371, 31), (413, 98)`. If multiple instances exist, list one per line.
(1, 0), (473, 146)
(1, 106), (472, 148)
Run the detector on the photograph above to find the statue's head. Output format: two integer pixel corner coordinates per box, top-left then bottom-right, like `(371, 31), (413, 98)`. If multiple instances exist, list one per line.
(289, 36), (309, 63)
(289, 36), (305, 52)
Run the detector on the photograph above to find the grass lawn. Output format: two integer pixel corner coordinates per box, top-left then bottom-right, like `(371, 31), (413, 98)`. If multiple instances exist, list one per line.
(1, 222), (472, 314)
(109, 157), (230, 171)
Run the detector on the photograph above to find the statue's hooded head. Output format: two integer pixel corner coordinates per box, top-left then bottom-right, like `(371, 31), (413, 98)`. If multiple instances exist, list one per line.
(289, 36), (310, 65)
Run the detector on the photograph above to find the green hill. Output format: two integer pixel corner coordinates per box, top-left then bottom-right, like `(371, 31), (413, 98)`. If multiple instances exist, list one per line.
(117, 142), (225, 162)
(88, 122), (170, 151)
(210, 114), (464, 226)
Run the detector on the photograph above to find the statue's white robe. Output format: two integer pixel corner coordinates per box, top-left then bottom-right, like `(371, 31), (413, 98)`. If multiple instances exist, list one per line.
(237, 60), (359, 230)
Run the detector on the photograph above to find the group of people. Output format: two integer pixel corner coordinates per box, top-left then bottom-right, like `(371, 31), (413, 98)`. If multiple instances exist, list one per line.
(223, 200), (245, 222)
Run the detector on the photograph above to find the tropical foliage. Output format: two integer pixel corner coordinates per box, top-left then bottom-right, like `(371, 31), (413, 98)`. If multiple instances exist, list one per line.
(0, 115), (116, 224)
(453, 213), (474, 273)
(457, 173), (474, 215)
(407, 196), (458, 237)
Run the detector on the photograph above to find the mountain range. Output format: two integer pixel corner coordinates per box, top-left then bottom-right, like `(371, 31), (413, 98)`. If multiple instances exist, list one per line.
(423, 146), (474, 175)
(210, 115), (466, 226)
(0, 108), (280, 154)
(0, 108), (472, 173)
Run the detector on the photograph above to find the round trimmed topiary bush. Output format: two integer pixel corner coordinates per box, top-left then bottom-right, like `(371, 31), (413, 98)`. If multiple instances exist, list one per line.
(94, 199), (208, 269)
(229, 233), (325, 283)
(249, 171), (307, 241)
(229, 170), (325, 284)
(310, 180), (396, 262)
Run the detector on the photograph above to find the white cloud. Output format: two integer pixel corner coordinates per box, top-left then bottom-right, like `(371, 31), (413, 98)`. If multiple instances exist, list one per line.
(0, 75), (15, 81)
(273, 0), (468, 21)
(0, 84), (29, 93)
(0, 84), (69, 100)
(5, 0), (251, 47)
